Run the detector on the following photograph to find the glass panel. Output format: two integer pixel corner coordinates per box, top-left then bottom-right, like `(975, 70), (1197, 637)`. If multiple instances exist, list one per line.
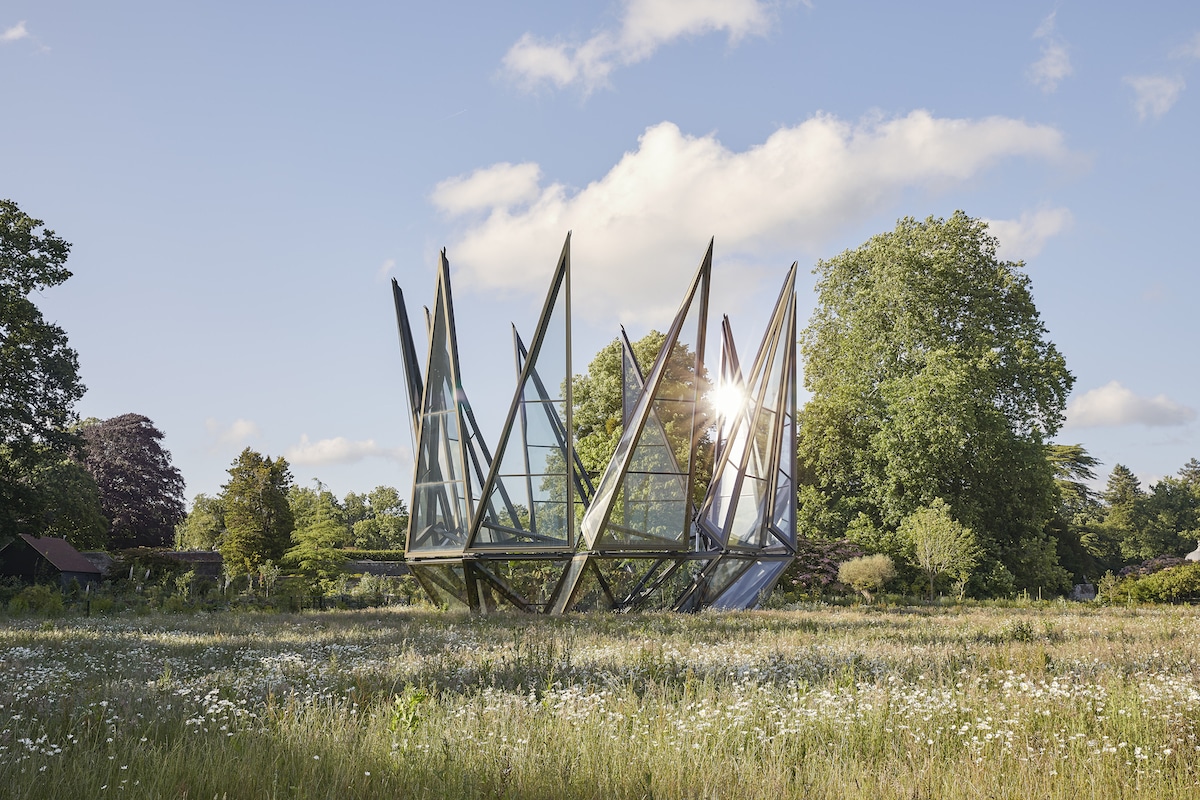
(470, 261), (572, 550)
(480, 559), (568, 611)
(563, 561), (612, 612)
(407, 277), (472, 555)
(711, 559), (789, 610)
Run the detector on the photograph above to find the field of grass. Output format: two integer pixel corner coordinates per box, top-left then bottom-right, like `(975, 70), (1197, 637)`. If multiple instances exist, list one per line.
(3, 603), (1200, 798)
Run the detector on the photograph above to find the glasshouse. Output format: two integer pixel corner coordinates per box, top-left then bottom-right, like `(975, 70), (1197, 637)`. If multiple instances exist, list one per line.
(392, 235), (798, 613)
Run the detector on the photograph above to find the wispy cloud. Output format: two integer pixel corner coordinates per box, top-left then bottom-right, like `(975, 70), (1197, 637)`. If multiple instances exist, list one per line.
(983, 207), (1073, 262)
(1065, 381), (1196, 428)
(285, 435), (406, 466)
(1028, 12), (1072, 93)
(1170, 31), (1200, 60)
(432, 111), (1073, 323)
(502, 0), (773, 93)
(1124, 74), (1186, 120)
(205, 418), (261, 447)
(1, 21), (29, 43)
(376, 258), (396, 280)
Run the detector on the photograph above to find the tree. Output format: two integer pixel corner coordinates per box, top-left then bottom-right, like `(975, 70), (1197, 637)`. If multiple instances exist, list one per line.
(29, 452), (109, 549)
(0, 200), (85, 534)
(797, 212), (1074, 594)
(285, 489), (347, 584)
(837, 554), (896, 603)
(176, 493), (226, 550)
(218, 449), (294, 575)
(900, 500), (979, 601)
(79, 414), (186, 547)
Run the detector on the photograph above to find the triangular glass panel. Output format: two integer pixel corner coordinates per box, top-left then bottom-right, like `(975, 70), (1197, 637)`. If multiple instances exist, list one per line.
(407, 254), (473, 556)
(583, 243), (712, 550)
(470, 236), (575, 551)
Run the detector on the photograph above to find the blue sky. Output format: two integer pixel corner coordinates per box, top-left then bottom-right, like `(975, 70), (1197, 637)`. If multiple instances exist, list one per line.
(3, 1), (1199, 506)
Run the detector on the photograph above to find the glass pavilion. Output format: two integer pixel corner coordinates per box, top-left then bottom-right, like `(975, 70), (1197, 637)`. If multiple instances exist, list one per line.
(392, 235), (798, 613)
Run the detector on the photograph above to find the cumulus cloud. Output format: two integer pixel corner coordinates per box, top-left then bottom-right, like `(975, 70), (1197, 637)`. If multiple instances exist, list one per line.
(432, 111), (1073, 323)
(1028, 13), (1072, 93)
(376, 257), (396, 280)
(285, 435), (406, 466)
(1, 21), (29, 43)
(984, 207), (1073, 262)
(205, 418), (260, 447)
(1065, 381), (1196, 428)
(502, 0), (772, 92)
(1124, 74), (1186, 120)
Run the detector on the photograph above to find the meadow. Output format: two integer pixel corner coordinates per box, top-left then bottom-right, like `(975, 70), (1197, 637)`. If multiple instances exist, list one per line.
(3, 603), (1200, 799)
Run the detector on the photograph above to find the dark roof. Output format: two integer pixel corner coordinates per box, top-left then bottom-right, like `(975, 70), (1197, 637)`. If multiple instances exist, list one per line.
(18, 535), (103, 575)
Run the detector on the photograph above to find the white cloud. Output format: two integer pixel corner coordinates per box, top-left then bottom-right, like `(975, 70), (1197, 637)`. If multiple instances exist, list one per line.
(1028, 13), (1072, 93)
(502, 0), (772, 92)
(983, 208), (1073, 261)
(376, 257), (396, 280)
(285, 435), (406, 466)
(433, 162), (542, 215)
(432, 111), (1072, 323)
(205, 418), (260, 447)
(1, 21), (29, 43)
(1065, 381), (1197, 428)
(1124, 74), (1186, 120)
(1170, 31), (1200, 60)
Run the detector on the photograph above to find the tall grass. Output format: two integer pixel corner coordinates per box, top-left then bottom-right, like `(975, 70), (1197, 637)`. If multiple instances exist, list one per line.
(2, 604), (1200, 798)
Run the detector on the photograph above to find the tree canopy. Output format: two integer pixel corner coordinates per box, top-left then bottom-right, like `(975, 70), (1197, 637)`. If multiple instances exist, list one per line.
(80, 414), (186, 547)
(0, 199), (85, 535)
(797, 212), (1075, 593)
(218, 449), (295, 574)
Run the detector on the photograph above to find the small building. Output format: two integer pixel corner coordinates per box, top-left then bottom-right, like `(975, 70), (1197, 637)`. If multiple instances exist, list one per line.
(0, 535), (104, 589)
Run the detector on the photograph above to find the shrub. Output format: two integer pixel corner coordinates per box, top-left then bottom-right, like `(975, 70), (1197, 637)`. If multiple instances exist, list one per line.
(1127, 562), (1200, 603)
(837, 554), (896, 603)
(8, 584), (65, 615)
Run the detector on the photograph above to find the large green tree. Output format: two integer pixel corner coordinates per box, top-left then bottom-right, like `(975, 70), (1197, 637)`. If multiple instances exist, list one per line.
(218, 449), (294, 574)
(79, 414), (186, 547)
(797, 212), (1074, 594)
(0, 200), (86, 534)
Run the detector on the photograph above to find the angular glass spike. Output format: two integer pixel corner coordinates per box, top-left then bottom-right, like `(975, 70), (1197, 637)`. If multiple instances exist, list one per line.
(582, 242), (711, 551)
(698, 265), (798, 553)
(470, 236), (576, 550)
(407, 254), (473, 556)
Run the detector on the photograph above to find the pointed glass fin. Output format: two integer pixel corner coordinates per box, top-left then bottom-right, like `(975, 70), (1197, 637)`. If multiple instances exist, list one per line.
(407, 254), (473, 556)
(699, 265), (798, 552)
(581, 241), (712, 551)
(392, 280), (425, 445)
(469, 235), (575, 550)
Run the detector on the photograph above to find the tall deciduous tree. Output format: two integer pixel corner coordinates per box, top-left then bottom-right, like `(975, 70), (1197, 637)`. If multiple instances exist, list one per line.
(797, 212), (1074, 594)
(80, 414), (186, 547)
(218, 449), (294, 575)
(0, 200), (85, 534)
(176, 493), (226, 551)
(900, 500), (979, 601)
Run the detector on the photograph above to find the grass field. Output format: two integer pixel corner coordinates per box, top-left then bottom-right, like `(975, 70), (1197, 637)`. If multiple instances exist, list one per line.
(3, 603), (1200, 798)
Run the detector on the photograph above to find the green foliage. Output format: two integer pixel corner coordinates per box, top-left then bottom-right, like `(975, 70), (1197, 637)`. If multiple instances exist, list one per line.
(285, 489), (348, 583)
(176, 493), (226, 550)
(1090, 462), (1200, 570)
(218, 449), (294, 575)
(8, 584), (64, 614)
(837, 554), (896, 603)
(1112, 562), (1200, 603)
(899, 499), (980, 600)
(345, 549), (407, 561)
(797, 212), (1074, 593)
(0, 200), (87, 537)
(29, 453), (109, 549)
